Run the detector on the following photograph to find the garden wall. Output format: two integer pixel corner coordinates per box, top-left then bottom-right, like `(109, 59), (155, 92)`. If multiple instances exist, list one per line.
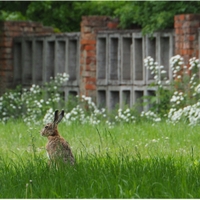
(13, 33), (80, 100)
(96, 30), (174, 111)
(0, 14), (200, 111)
(0, 21), (54, 96)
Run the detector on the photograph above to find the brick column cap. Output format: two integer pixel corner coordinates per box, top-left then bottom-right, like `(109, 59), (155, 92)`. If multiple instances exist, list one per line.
(174, 14), (200, 21)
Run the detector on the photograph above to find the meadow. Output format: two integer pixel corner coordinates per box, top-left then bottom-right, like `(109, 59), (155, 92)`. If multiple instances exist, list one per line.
(1, 120), (200, 198)
(1, 55), (200, 198)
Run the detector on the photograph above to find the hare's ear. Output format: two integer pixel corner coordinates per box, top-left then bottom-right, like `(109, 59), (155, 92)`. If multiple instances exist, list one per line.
(56, 110), (64, 124)
(53, 110), (59, 124)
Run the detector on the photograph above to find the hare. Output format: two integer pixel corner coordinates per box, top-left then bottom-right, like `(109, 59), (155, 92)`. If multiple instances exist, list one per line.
(41, 110), (75, 165)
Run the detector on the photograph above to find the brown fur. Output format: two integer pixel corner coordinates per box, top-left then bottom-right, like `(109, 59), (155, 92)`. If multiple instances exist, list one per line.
(41, 111), (75, 165)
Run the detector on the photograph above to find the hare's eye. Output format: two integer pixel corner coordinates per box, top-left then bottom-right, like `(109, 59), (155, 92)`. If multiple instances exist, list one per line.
(45, 126), (48, 129)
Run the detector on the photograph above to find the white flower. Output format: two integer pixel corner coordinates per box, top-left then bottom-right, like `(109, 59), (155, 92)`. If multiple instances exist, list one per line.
(195, 84), (200, 93)
(161, 70), (166, 74)
(165, 80), (170, 84)
(177, 75), (181, 79)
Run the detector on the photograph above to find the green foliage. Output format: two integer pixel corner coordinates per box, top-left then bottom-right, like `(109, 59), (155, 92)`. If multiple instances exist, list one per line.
(1, 1), (200, 34)
(115, 1), (200, 35)
(144, 87), (172, 117)
(0, 10), (27, 21)
(0, 1), (30, 15)
(25, 1), (125, 32)
(26, 2), (76, 32)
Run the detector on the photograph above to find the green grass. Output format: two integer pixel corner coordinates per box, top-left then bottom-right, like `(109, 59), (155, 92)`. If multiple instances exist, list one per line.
(1, 120), (200, 198)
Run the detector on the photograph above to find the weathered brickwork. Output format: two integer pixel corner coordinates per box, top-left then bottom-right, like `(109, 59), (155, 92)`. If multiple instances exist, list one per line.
(174, 14), (200, 66)
(0, 21), (54, 95)
(80, 16), (119, 101)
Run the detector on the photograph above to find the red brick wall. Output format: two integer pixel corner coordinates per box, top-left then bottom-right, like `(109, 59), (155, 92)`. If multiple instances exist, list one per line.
(80, 16), (119, 102)
(0, 21), (54, 95)
(174, 14), (200, 66)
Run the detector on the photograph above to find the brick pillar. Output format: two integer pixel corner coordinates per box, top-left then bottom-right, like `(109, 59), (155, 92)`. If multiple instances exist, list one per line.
(0, 21), (54, 95)
(80, 16), (119, 102)
(174, 14), (200, 66)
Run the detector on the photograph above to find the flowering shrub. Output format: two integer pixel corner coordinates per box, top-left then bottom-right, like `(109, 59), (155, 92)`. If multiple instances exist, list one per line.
(142, 55), (200, 125)
(43, 95), (107, 126)
(1, 55), (200, 127)
(0, 86), (22, 122)
(43, 56), (200, 127)
(0, 73), (69, 124)
(144, 56), (172, 116)
(166, 56), (200, 125)
(43, 97), (136, 128)
(144, 56), (168, 86)
(141, 110), (161, 123)
(167, 104), (200, 125)
(114, 108), (136, 124)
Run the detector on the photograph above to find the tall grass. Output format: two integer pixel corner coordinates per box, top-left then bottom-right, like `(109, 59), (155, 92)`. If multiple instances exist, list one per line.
(1, 152), (200, 198)
(2, 120), (200, 159)
(1, 120), (200, 198)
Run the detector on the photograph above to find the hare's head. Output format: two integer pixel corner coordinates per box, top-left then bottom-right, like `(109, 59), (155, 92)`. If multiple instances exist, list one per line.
(41, 110), (64, 137)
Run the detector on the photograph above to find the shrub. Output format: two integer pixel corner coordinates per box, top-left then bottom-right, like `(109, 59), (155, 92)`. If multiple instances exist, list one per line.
(1, 55), (200, 127)
(0, 73), (69, 124)
(144, 55), (200, 125)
